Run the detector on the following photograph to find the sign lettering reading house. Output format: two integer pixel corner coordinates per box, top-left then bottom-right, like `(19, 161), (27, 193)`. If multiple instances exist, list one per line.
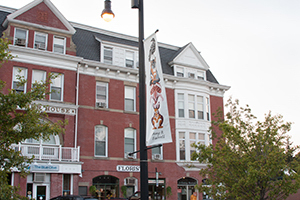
(116, 165), (140, 172)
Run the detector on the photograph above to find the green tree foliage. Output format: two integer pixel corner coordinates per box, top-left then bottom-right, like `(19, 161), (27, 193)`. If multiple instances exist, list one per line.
(192, 98), (300, 200)
(0, 36), (67, 199)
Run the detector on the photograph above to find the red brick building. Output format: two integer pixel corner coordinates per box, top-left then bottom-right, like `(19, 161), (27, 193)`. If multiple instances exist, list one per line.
(0, 0), (230, 199)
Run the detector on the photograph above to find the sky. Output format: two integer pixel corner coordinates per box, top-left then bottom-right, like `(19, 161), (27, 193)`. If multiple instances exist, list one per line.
(1, 0), (300, 145)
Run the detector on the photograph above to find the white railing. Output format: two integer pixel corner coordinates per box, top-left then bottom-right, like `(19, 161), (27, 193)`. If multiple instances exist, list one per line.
(11, 144), (80, 162)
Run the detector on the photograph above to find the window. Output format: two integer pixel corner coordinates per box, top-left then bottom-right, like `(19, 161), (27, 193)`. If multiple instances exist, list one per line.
(78, 186), (87, 196)
(125, 86), (135, 111)
(179, 132), (206, 161)
(126, 51), (134, 68)
(197, 96), (204, 119)
(124, 128), (136, 158)
(152, 145), (162, 160)
(179, 132), (185, 161)
(53, 36), (65, 54)
(14, 28), (27, 46)
(178, 93), (185, 118)
(197, 71), (205, 80)
(206, 97), (210, 121)
(12, 67), (27, 93)
(188, 72), (195, 79)
(176, 67), (184, 77)
(95, 125), (107, 157)
(34, 32), (47, 50)
(104, 46), (113, 64)
(32, 70), (46, 89)
(63, 174), (71, 195)
(50, 73), (64, 101)
(188, 95), (195, 118)
(96, 82), (108, 108)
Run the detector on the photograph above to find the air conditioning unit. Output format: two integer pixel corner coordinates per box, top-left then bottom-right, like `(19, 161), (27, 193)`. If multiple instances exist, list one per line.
(125, 178), (136, 185)
(36, 43), (46, 50)
(34, 173), (45, 182)
(152, 154), (161, 160)
(15, 38), (26, 46)
(96, 102), (106, 108)
(125, 152), (134, 159)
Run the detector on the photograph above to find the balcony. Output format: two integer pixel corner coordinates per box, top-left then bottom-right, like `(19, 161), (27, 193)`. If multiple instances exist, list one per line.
(11, 144), (80, 162)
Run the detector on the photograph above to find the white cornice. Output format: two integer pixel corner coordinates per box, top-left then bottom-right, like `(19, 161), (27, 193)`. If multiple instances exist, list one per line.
(0, 5), (16, 13)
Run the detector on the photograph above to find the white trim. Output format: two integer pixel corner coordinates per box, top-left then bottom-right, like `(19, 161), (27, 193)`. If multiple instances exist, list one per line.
(34, 32), (48, 50)
(94, 125), (108, 157)
(124, 128), (137, 159)
(50, 73), (64, 102)
(53, 35), (66, 54)
(124, 86), (136, 112)
(13, 27), (28, 47)
(12, 66), (28, 93)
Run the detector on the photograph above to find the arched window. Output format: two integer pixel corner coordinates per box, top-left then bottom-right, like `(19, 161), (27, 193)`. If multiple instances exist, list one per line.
(177, 177), (198, 200)
(93, 175), (119, 198)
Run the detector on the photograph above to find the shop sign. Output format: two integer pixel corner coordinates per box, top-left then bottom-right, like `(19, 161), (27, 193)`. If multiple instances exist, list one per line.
(30, 164), (59, 171)
(116, 165), (140, 172)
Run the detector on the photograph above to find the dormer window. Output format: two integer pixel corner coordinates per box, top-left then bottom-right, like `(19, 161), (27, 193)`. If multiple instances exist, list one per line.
(14, 28), (27, 47)
(104, 46), (113, 65)
(34, 32), (47, 50)
(197, 71), (205, 80)
(188, 72), (195, 79)
(125, 51), (134, 68)
(53, 36), (66, 54)
(176, 67), (184, 77)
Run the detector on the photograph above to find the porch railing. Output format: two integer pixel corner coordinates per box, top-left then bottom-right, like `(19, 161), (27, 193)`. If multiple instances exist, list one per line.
(11, 144), (80, 162)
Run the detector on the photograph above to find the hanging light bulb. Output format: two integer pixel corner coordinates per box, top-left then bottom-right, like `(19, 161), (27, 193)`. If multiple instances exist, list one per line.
(101, 0), (115, 22)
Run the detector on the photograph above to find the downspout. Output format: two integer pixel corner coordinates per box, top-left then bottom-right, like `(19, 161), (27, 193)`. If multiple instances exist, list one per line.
(74, 63), (80, 148)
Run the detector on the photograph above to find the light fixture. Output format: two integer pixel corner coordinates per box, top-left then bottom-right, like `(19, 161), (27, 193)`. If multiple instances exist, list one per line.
(101, 0), (115, 22)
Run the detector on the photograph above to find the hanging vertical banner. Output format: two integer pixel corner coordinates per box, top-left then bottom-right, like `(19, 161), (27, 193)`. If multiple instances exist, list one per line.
(144, 33), (172, 146)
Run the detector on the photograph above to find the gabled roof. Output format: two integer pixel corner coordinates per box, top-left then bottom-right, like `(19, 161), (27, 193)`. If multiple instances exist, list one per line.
(171, 42), (210, 70)
(2, 0), (75, 35)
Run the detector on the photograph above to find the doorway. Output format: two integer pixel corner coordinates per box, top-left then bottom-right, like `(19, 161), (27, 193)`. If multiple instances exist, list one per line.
(177, 177), (197, 200)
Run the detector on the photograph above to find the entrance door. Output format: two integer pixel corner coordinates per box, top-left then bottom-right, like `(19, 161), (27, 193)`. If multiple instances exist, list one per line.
(36, 186), (46, 200)
(177, 177), (197, 200)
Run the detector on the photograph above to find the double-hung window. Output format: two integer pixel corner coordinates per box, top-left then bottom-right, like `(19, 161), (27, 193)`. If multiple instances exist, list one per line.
(178, 93), (185, 118)
(12, 67), (27, 93)
(197, 71), (205, 80)
(95, 125), (107, 157)
(179, 132), (186, 161)
(50, 73), (64, 101)
(96, 82), (108, 108)
(188, 95), (195, 118)
(104, 47), (113, 65)
(124, 128), (136, 158)
(125, 51), (134, 68)
(176, 67), (184, 77)
(32, 70), (46, 89)
(206, 97), (210, 121)
(14, 28), (27, 47)
(152, 145), (162, 160)
(125, 86), (135, 111)
(34, 32), (47, 50)
(53, 36), (66, 54)
(197, 96), (204, 119)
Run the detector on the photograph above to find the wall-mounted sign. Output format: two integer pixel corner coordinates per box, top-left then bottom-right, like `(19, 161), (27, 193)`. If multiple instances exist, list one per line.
(116, 165), (140, 172)
(30, 164), (59, 171)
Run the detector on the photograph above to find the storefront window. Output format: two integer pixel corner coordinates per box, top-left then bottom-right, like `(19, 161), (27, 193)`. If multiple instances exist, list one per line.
(93, 175), (119, 199)
(177, 177), (197, 200)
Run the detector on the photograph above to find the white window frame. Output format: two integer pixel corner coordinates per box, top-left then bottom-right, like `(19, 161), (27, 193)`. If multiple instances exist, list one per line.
(206, 97), (210, 121)
(152, 145), (163, 160)
(197, 71), (205, 80)
(178, 131), (207, 162)
(12, 67), (27, 93)
(50, 73), (64, 101)
(188, 94), (195, 119)
(32, 70), (46, 89)
(14, 28), (28, 47)
(177, 93), (185, 118)
(53, 36), (66, 54)
(197, 95), (204, 120)
(94, 125), (108, 157)
(103, 46), (113, 65)
(125, 51), (135, 68)
(125, 86), (136, 112)
(176, 66), (184, 77)
(34, 32), (47, 50)
(124, 128), (136, 158)
(96, 82), (108, 108)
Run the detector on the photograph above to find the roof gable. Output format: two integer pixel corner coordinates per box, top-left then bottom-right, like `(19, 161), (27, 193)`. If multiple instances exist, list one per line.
(172, 43), (209, 70)
(3, 0), (75, 34)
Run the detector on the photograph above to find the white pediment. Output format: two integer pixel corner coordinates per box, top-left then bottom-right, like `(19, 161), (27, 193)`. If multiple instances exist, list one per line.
(173, 43), (209, 70)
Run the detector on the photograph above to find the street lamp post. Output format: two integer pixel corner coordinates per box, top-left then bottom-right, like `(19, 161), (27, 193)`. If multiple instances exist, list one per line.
(101, 1), (149, 200)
